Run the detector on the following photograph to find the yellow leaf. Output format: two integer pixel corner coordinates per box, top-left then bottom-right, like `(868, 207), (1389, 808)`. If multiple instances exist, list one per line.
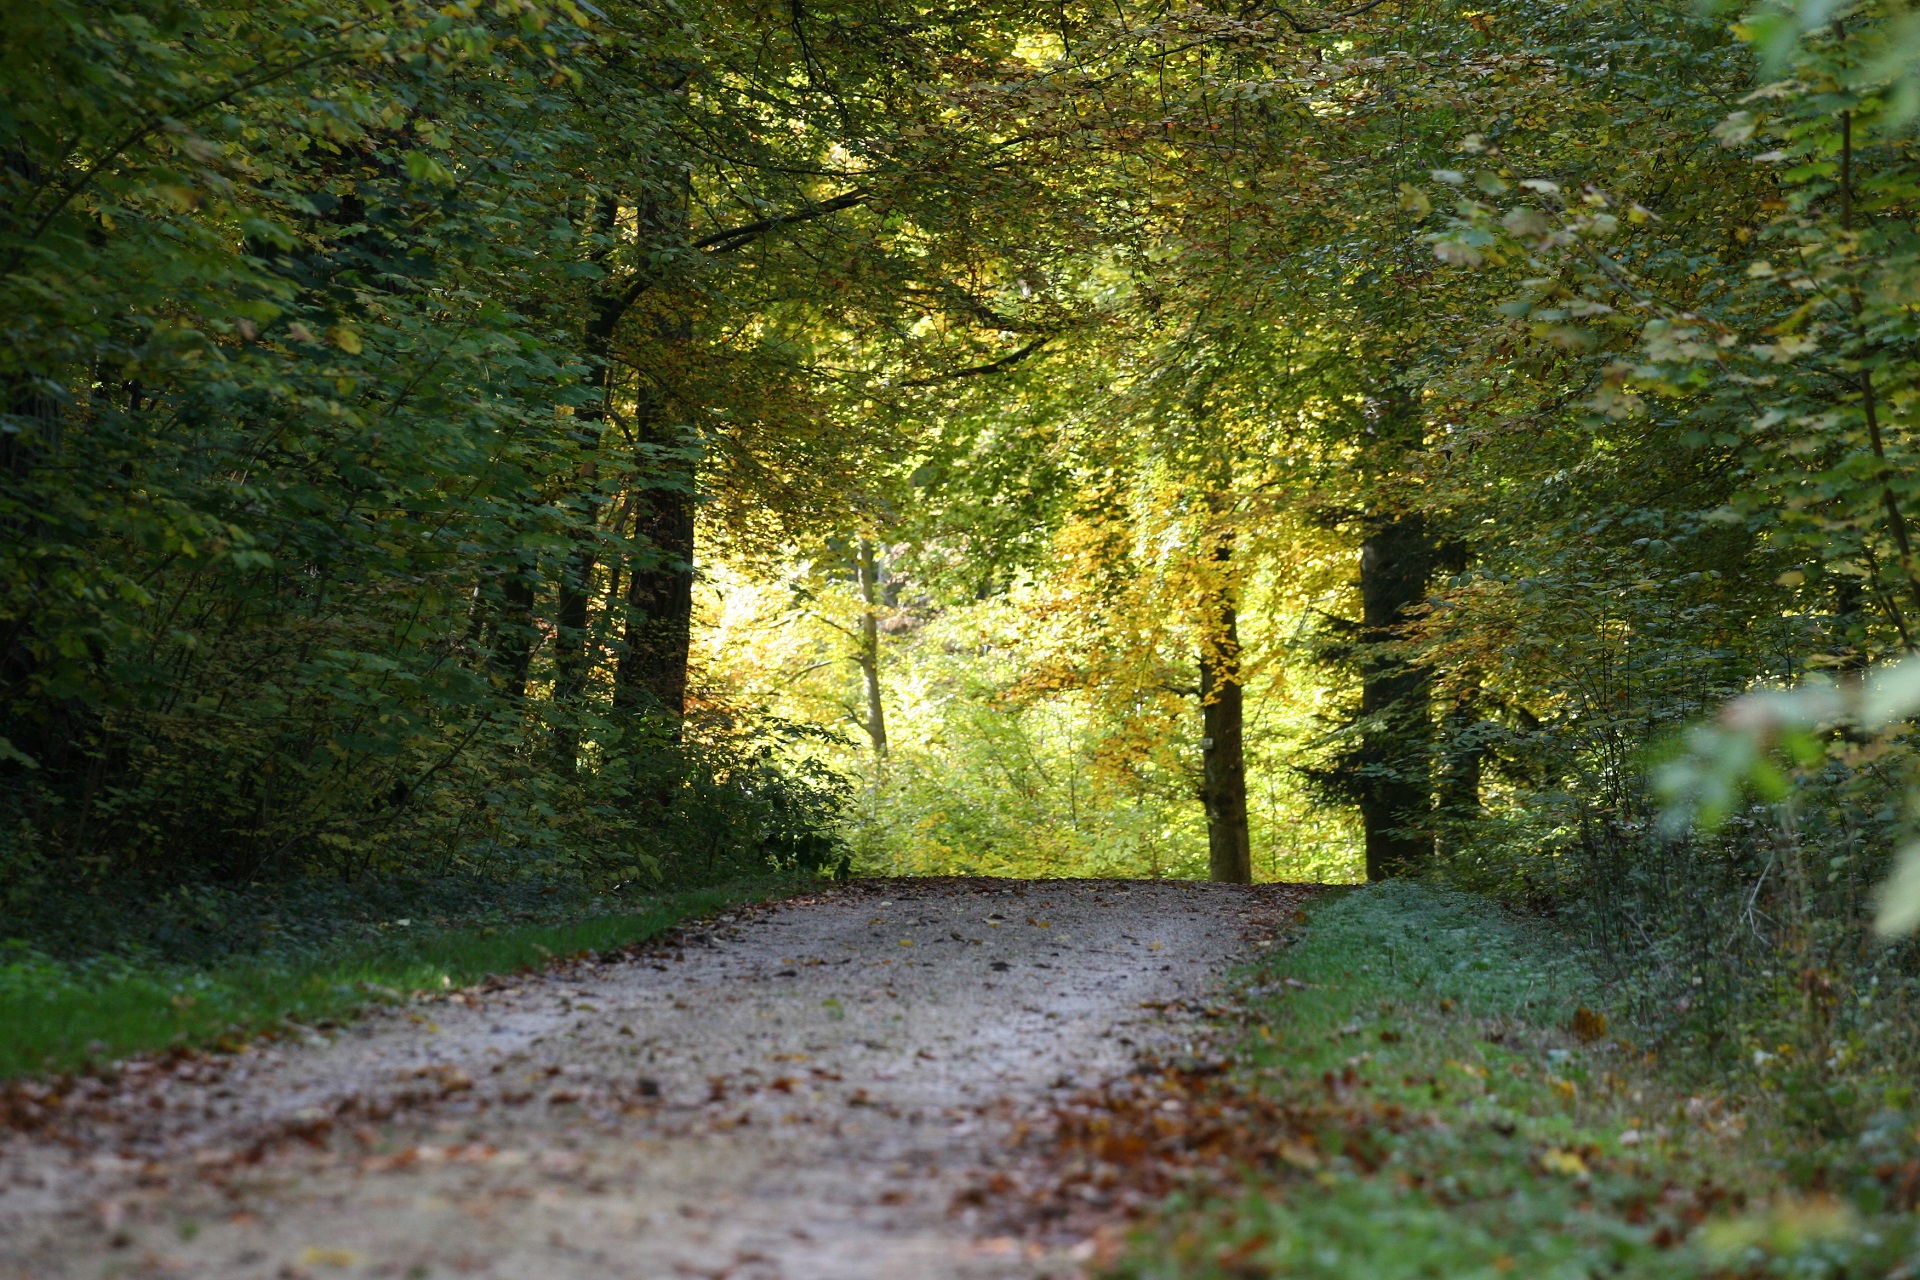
(298, 1247), (363, 1267)
(329, 326), (363, 354)
(1539, 1147), (1588, 1176)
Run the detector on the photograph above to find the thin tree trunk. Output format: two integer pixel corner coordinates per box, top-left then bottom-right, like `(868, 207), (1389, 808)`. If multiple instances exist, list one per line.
(1199, 524), (1252, 884)
(856, 537), (888, 758)
(1839, 108), (1920, 640)
(552, 197), (625, 762)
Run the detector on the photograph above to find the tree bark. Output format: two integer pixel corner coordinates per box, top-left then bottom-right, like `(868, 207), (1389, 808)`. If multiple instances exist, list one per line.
(1199, 525), (1252, 884)
(1357, 512), (1435, 880)
(590, 171), (699, 731)
(613, 417), (696, 723)
(855, 537), (888, 758)
(548, 361), (615, 757)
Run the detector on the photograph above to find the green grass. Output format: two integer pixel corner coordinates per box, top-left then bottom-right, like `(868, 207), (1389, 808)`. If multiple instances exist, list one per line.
(0, 877), (807, 1079)
(1114, 882), (1920, 1280)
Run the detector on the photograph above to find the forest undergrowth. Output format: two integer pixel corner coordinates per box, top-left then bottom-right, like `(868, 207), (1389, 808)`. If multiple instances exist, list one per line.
(1032, 883), (1920, 1280)
(0, 875), (808, 1079)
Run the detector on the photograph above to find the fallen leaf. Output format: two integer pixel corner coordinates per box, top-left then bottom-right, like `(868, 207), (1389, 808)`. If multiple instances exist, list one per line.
(1539, 1147), (1589, 1176)
(397, 1064), (471, 1092)
(298, 1246), (363, 1267)
(1278, 1139), (1321, 1170)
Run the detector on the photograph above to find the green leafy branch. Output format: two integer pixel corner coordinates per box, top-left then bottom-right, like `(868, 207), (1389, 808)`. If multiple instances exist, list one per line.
(1654, 659), (1920, 933)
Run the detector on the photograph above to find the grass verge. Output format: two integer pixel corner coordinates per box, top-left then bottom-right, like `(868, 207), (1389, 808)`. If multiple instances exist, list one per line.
(0, 876), (810, 1079)
(1110, 881), (1920, 1280)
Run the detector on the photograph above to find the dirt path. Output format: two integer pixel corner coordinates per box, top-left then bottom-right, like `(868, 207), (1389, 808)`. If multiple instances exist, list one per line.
(0, 878), (1302, 1280)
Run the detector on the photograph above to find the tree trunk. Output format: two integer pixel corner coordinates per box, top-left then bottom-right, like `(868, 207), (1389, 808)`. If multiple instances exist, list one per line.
(855, 537), (888, 758)
(1199, 526), (1252, 884)
(1358, 512), (1435, 881)
(549, 382), (612, 759)
(606, 169), (700, 731)
(552, 197), (626, 763)
(613, 399), (695, 723)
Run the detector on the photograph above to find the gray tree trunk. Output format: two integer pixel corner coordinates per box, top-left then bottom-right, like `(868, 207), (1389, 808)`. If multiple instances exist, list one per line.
(855, 537), (888, 758)
(1199, 523), (1251, 884)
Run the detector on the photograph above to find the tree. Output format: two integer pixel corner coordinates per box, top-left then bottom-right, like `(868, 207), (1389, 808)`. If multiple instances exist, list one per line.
(855, 538), (890, 759)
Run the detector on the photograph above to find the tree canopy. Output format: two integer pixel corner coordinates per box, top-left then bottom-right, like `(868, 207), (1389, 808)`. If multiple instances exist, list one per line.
(15, 0), (1920, 1097)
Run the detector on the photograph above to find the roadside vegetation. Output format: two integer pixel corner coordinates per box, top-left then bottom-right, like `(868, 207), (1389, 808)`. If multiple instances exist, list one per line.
(1112, 884), (1920, 1280)
(0, 877), (803, 1078)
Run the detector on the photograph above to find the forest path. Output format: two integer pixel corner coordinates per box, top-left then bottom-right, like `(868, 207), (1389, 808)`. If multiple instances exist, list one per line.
(1, 878), (1305, 1280)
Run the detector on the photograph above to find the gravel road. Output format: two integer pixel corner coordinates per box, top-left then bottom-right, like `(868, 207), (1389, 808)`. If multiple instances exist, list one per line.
(0, 877), (1301, 1280)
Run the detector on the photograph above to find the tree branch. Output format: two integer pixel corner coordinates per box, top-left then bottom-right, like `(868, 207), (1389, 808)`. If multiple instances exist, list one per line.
(897, 336), (1054, 387)
(1267, 0), (1398, 33)
(693, 188), (869, 254)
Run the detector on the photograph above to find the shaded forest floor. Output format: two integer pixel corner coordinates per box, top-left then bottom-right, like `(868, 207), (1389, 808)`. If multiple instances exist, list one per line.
(0, 878), (1304, 1279)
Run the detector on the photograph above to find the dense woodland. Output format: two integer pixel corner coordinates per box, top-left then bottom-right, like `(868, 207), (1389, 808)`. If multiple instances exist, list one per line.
(11, 0), (1920, 1118)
